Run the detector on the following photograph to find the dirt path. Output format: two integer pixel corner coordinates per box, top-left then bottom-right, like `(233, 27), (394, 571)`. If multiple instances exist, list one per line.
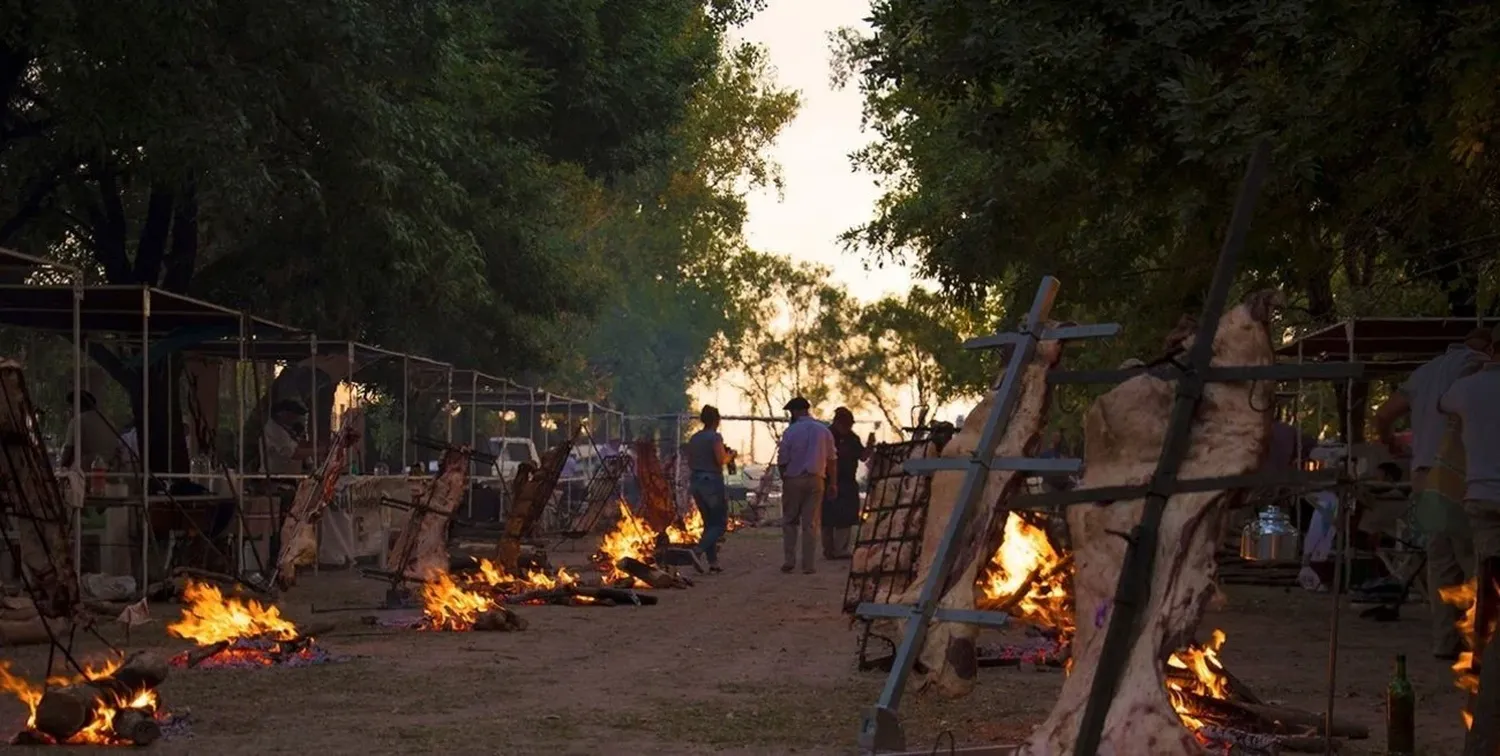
(0, 529), (1470, 754)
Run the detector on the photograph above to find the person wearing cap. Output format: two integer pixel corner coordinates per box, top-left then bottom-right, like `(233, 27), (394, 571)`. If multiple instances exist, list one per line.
(777, 396), (836, 574)
(1374, 325), (1493, 659)
(262, 399), (317, 475)
(823, 407), (872, 560)
(685, 405), (734, 572)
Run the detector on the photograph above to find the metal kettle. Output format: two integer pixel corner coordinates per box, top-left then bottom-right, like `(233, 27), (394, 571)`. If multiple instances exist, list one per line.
(1239, 505), (1301, 561)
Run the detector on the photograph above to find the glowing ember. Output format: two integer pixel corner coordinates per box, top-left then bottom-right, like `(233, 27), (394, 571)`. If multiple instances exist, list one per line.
(421, 570), (497, 630)
(977, 513), (1074, 637)
(0, 658), (161, 745)
(1165, 629), (1233, 735)
(167, 581), (297, 645)
(1441, 578), (1481, 729)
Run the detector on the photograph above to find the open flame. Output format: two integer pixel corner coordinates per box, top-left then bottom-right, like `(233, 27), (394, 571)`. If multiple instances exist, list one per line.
(1165, 629), (1233, 732)
(595, 501), (659, 583)
(665, 508), (703, 545)
(167, 581), (297, 645)
(1441, 578), (1482, 729)
(977, 513), (1074, 638)
(0, 658), (159, 745)
(421, 571), (497, 631)
(166, 581), (327, 668)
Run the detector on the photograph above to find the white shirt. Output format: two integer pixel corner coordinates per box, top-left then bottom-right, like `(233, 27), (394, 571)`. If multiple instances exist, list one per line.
(63, 410), (126, 468)
(262, 420), (302, 474)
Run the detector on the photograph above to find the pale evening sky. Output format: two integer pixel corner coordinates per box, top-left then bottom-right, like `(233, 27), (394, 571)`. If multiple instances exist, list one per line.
(691, 0), (968, 460)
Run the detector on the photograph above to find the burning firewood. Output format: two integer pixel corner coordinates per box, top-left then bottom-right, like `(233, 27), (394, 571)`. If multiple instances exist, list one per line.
(420, 570), (530, 631)
(615, 556), (691, 589)
(22, 652), (168, 746)
(166, 581), (333, 668)
(875, 333), (1065, 698)
(1021, 291), (1282, 755)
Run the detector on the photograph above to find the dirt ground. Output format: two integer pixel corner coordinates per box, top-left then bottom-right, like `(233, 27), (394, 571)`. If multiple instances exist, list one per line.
(0, 528), (1471, 755)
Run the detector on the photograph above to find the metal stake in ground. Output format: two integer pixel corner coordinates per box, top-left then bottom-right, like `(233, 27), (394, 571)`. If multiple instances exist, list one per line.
(854, 277), (1119, 752)
(1069, 138), (1271, 756)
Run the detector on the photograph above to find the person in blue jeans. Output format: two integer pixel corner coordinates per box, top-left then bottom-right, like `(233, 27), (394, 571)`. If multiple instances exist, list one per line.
(686, 405), (735, 573)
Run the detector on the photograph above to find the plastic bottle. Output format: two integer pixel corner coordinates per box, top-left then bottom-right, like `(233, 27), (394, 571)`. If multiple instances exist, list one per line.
(89, 456), (107, 495)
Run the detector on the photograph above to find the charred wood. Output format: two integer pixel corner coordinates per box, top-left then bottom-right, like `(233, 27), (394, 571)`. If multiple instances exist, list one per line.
(33, 652), (167, 742)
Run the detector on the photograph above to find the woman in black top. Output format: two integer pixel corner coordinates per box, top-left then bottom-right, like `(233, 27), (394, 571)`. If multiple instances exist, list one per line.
(822, 407), (871, 559)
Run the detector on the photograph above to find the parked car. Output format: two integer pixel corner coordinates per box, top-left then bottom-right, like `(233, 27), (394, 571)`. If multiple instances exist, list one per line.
(475, 436), (540, 479)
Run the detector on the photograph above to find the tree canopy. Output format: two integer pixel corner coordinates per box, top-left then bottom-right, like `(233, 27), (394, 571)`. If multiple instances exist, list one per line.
(2, 0), (798, 430)
(834, 0), (1500, 361)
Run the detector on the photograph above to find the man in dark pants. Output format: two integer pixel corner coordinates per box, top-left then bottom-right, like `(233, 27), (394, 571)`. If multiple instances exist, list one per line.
(822, 407), (869, 560)
(685, 405), (734, 573)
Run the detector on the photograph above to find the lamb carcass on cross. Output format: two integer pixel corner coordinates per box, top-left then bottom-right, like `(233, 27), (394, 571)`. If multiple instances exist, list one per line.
(873, 331), (1066, 698)
(1021, 290), (1281, 755)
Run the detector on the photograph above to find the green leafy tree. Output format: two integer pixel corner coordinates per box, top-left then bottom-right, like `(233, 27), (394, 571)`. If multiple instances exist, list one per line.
(835, 0), (1500, 438)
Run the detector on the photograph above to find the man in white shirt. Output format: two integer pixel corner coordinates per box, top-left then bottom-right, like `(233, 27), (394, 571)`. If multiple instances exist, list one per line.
(262, 400), (315, 475)
(59, 391), (125, 470)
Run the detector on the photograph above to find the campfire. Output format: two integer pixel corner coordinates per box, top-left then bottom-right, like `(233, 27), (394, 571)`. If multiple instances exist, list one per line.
(976, 513), (1073, 665)
(419, 571), (527, 632)
(1441, 578), (1482, 728)
(166, 581), (333, 668)
(591, 502), (693, 588)
(968, 516), (1367, 751)
(0, 653), (183, 746)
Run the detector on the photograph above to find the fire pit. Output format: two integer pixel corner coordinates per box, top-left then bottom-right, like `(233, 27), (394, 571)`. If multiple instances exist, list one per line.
(592, 503), (694, 588)
(395, 559), (659, 632)
(166, 581), (337, 669)
(411, 571), (527, 632)
(0, 653), (189, 746)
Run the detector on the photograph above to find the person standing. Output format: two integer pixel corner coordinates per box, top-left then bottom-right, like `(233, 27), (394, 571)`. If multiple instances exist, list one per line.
(823, 407), (870, 560)
(1374, 326), (1492, 659)
(59, 391), (126, 470)
(262, 400), (317, 475)
(1441, 330), (1500, 562)
(778, 397), (836, 574)
(685, 406), (734, 573)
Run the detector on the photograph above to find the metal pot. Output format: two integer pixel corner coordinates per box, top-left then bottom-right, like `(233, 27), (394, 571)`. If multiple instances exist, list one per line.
(1239, 505), (1301, 561)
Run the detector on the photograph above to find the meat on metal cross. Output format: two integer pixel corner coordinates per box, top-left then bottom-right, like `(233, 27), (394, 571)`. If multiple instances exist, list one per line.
(853, 275), (1120, 754)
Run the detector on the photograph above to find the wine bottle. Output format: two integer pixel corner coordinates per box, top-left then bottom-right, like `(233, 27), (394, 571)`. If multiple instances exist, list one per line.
(1386, 653), (1415, 755)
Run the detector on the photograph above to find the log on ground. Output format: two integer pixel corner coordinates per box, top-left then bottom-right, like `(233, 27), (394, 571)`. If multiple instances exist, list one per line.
(473, 607), (527, 632)
(33, 651), (169, 743)
(617, 557), (691, 589)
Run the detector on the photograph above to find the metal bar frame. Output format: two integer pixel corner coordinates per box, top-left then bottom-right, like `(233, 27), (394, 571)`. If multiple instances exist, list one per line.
(1067, 139), (1272, 756)
(855, 140), (1372, 755)
(856, 276), (1120, 752)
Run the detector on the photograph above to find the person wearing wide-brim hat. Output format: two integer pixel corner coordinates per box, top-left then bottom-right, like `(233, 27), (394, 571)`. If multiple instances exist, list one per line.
(777, 396), (836, 574)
